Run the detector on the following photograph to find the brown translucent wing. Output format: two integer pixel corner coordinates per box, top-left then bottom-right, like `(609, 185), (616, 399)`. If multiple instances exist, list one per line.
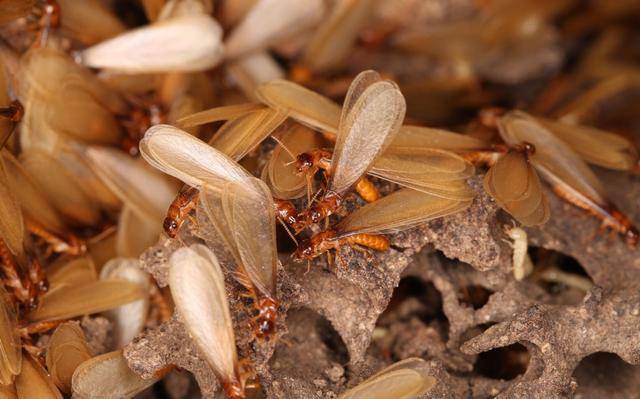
(483, 151), (549, 226)
(27, 280), (145, 322)
(221, 178), (277, 298)
(330, 76), (406, 195)
(15, 353), (63, 399)
(498, 111), (607, 206)
(140, 124), (253, 190)
(1, 151), (66, 235)
(208, 107), (287, 161)
(20, 149), (101, 226)
(71, 350), (159, 399)
(302, 0), (373, 73)
(84, 146), (175, 222)
(0, 156), (24, 257)
(0, 0), (36, 25)
(369, 151), (475, 200)
(539, 117), (638, 171)
(338, 358), (436, 399)
(255, 80), (341, 133)
(116, 206), (162, 258)
(57, 0), (126, 45)
(227, 51), (285, 101)
(169, 245), (238, 384)
(337, 188), (472, 236)
(265, 124), (324, 199)
(340, 70), (382, 128)
(46, 323), (93, 394)
(47, 256), (97, 294)
(0, 287), (21, 385)
(177, 103), (265, 128)
(389, 125), (488, 151)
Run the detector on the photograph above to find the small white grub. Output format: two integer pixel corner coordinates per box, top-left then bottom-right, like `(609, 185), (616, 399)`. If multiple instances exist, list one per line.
(504, 224), (534, 281)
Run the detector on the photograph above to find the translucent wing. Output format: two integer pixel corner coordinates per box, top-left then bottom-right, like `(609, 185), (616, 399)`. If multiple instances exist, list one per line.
(338, 358), (436, 399)
(1, 151), (66, 235)
(27, 280), (145, 322)
(84, 146), (175, 222)
(330, 73), (406, 195)
(498, 111), (607, 206)
(255, 80), (341, 133)
(302, 0), (373, 73)
(177, 103), (265, 128)
(264, 125), (324, 199)
(140, 124), (252, 190)
(389, 125), (488, 151)
(46, 323), (93, 394)
(337, 188), (472, 236)
(369, 151), (474, 200)
(209, 107), (287, 161)
(227, 52), (285, 101)
(81, 15), (224, 73)
(15, 353), (63, 399)
(483, 151), (550, 226)
(0, 156), (24, 257)
(71, 350), (159, 399)
(222, 178), (277, 298)
(340, 70), (383, 127)
(224, 0), (325, 59)
(539, 117), (638, 171)
(0, 287), (21, 385)
(168, 244), (238, 384)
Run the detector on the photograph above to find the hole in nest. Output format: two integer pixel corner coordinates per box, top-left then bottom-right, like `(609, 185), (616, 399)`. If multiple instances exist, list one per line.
(573, 352), (640, 396)
(275, 223), (298, 253)
(474, 343), (530, 380)
(380, 276), (446, 325)
(273, 308), (349, 367)
(458, 285), (492, 310)
(529, 247), (593, 303)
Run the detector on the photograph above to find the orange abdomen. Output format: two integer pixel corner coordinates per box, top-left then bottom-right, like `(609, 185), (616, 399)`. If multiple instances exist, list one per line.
(355, 177), (380, 202)
(347, 234), (390, 251)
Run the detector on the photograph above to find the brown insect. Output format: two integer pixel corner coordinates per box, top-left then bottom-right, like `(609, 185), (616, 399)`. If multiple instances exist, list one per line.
(163, 185), (199, 238)
(294, 188), (472, 262)
(498, 111), (639, 245)
(293, 70), (406, 231)
(201, 178), (280, 341)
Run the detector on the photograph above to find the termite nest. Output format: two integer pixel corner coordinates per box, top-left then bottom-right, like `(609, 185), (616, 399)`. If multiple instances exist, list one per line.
(0, 0), (639, 398)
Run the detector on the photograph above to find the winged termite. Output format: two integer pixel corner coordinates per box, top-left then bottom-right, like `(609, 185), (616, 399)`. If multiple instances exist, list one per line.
(294, 70), (406, 230)
(201, 178), (279, 341)
(27, 279), (145, 322)
(15, 352), (63, 399)
(337, 358), (436, 399)
(18, 47), (128, 149)
(0, 286), (21, 385)
(45, 323), (93, 394)
(223, 0), (325, 59)
(255, 79), (341, 133)
(536, 117), (638, 171)
(498, 111), (639, 245)
(80, 10), (223, 73)
(389, 125), (488, 152)
(177, 103), (265, 129)
(141, 124), (297, 237)
(71, 350), (160, 399)
(99, 258), (150, 348)
(169, 245), (246, 399)
(483, 144), (550, 226)
(301, 0), (374, 73)
(294, 188), (472, 262)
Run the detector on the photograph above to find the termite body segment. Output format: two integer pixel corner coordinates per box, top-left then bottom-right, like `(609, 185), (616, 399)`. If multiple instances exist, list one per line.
(163, 185), (200, 238)
(294, 230), (390, 261)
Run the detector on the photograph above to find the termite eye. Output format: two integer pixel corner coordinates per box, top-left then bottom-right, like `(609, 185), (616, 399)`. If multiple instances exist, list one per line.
(310, 209), (321, 223)
(163, 218), (179, 237)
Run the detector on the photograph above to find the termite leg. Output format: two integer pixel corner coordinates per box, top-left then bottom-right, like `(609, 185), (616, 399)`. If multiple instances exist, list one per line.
(0, 238), (33, 308)
(19, 319), (65, 337)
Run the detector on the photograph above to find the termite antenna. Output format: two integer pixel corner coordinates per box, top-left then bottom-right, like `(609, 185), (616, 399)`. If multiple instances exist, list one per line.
(270, 135), (297, 162)
(277, 218), (298, 245)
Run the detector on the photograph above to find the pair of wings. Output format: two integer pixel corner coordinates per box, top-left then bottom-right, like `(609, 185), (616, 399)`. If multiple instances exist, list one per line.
(140, 125), (277, 300)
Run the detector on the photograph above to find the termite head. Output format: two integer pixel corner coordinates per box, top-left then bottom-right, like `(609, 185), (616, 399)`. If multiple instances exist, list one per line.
(223, 381), (246, 399)
(255, 297), (278, 341)
(295, 152), (314, 175)
(293, 230), (337, 261)
(293, 239), (315, 262)
(163, 217), (180, 238)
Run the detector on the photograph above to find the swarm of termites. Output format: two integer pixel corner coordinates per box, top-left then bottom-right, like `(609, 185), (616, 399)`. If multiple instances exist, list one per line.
(0, 0), (639, 398)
